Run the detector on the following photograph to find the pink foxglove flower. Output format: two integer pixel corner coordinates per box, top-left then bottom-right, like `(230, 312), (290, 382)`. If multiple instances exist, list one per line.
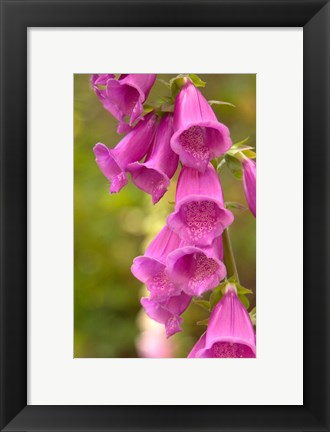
(141, 292), (191, 338)
(131, 226), (182, 301)
(167, 164), (233, 246)
(242, 158), (256, 217)
(188, 284), (256, 358)
(92, 74), (157, 133)
(171, 80), (232, 172)
(127, 114), (178, 204)
(91, 74), (115, 107)
(93, 112), (157, 194)
(167, 237), (226, 297)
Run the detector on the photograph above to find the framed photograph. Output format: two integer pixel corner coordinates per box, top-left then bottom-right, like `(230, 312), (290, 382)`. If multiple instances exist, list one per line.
(1, 0), (329, 431)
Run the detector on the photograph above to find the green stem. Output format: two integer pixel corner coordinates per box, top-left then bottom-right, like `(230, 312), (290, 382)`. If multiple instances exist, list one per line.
(223, 228), (240, 284)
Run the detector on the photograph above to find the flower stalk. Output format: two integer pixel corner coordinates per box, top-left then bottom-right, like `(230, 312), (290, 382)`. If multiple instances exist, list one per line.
(222, 227), (240, 284)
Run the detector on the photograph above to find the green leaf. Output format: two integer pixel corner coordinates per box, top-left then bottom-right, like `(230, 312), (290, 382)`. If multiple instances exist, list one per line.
(236, 284), (253, 295)
(208, 100), (236, 108)
(239, 294), (250, 309)
(188, 74), (206, 88)
(225, 201), (247, 211)
(196, 318), (209, 326)
(193, 299), (211, 311)
(225, 154), (243, 180)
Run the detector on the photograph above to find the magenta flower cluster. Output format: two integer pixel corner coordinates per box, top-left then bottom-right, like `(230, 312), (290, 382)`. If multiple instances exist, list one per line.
(92, 74), (256, 358)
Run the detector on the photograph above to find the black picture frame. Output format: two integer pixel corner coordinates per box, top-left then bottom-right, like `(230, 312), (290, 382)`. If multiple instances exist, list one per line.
(1, 0), (329, 431)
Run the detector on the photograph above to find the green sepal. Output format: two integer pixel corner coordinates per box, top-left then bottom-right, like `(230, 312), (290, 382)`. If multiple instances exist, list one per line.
(228, 137), (256, 160)
(236, 284), (253, 295)
(193, 299), (211, 311)
(231, 137), (250, 149)
(188, 74), (206, 88)
(225, 154), (243, 180)
(242, 149), (256, 159)
(142, 104), (155, 115)
(227, 275), (238, 284)
(209, 281), (227, 309)
(170, 75), (186, 98)
(238, 294), (250, 309)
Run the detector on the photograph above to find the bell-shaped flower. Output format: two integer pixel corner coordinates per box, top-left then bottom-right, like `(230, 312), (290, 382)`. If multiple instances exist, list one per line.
(167, 237), (226, 297)
(131, 226), (182, 301)
(171, 80), (232, 172)
(91, 74), (115, 105)
(141, 292), (191, 338)
(93, 112), (157, 194)
(167, 164), (234, 246)
(188, 284), (256, 358)
(126, 114), (178, 204)
(242, 157), (256, 217)
(92, 74), (157, 133)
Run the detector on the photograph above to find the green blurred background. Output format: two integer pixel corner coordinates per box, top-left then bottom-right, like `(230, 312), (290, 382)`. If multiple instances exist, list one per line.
(74, 74), (256, 358)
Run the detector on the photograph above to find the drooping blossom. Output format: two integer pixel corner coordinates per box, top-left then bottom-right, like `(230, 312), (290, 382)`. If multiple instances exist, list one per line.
(93, 112), (157, 193)
(91, 74), (157, 133)
(171, 79), (232, 172)
(188, 284), (256, 358)
(167, 237), (226, 297)
(127, 114), (178, 204)
(141, 292), (191, 338)
(91, 74), (115, 108)
(131, 226), (182, 301)
(167, 163), (234, 247)
(242, 157), (256, 217)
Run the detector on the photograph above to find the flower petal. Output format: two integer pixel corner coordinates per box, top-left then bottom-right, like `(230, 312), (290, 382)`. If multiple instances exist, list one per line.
(188, 332), (206, 358)
(171, 80), (232, 172)
(127, 114), (178, 204)
(93, 143), (128, 193)
(141, 292), (191, 338)
(167, 165), (233, 246)
(93, 113), (157, 193)
(167, 239), (226, 296)
(199, 285), (256, 358)
(243, 158), (256, 217)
